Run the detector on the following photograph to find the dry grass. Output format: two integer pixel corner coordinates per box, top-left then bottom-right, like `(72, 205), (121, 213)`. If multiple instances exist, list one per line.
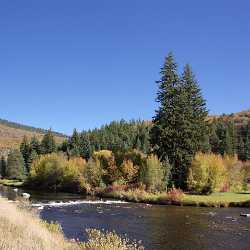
(0, 198), (75, 250)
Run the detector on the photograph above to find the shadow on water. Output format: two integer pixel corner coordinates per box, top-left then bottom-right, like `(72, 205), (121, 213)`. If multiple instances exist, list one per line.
(1, 185), (250, 250)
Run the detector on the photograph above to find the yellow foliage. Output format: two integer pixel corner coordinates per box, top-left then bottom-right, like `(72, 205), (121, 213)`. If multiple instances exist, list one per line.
(93, 150), (119, 184)
(120, 160), (139, 183)
(188, 153), (227, 193)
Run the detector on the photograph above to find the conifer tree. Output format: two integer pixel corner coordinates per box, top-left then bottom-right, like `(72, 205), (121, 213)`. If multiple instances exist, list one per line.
(20, 136), (31, 172)
(0, 156), (6, 178)
(224, 121), (236, 156)
(150, 54), (208, 188)
(6, 149), (26, 180)
(41, 129), (57, 154)
(245, 121), (250, 160)
(27, 150), (38, 170)
(238, 137), (246, 161)
(30, 136), (41, 154)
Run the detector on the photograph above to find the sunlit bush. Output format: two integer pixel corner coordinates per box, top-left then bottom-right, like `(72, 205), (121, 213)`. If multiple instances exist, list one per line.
(166, 188), (184, 203)
(28, 154), (87, 193)
(120, 159), (139, 184)
(80, 228), (144, 250)
(223, 155), (244, 192)
(93, 150), (120, 184)
(187, 153), (227, 194)
(85, 158), (103, 188)
(242, 161), (250, 191)
(139, 154), (166, 192)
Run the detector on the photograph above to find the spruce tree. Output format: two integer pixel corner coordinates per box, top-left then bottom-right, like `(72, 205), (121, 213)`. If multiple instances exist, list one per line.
(69, 129), (81, 157)
(27, 150), (38, 170)
(20, 136), (31, 172)
(224, 121), (235, 156)
(210, 121), (220, 153)
(30, 136), (41, 154)
(41, 129), (57, 154)
(0, 156), (7, 178)
(245, 121), (250, 160)
(238, 137), (246, 161)
(150, 54), (208, 188)
(6, 149), (26, 180)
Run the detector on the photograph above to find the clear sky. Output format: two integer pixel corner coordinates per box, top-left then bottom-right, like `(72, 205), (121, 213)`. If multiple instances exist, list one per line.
(0, 1), (250, 134)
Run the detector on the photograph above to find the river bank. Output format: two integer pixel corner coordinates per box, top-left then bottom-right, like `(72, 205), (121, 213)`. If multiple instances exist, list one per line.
(97, 189), (250, 208)
(1, 179), (250, 208)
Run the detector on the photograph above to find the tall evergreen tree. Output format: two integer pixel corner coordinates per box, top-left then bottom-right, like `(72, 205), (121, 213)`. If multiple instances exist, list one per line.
(41, 129), (57, 154)
(27, 150), (38, 169)
(30, 136), (41, 154)
(150, 54), (208, 188)
(238, 137), (246, 161)
(20, 136), (31, 172)
(209, 121), (220, 153)
(6, 149), (26, 180)
(245, 121), (250, 160)
(224, 121), (236, 156)
(0, 156), (7, 178)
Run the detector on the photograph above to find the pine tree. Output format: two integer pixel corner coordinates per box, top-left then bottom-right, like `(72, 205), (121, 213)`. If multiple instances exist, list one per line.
(20, 136), (31, 173)
(245, 121), (250, 160)
(150, 55), (208, 188)
(6, 149), (26, 180)
(209, 121), (220, 153)
(30, 136), (41, 154)
(224, 121), (235, 156)
(41, 129), (57, 154)
(238, 137), (246, 161)
(0, 156), (7, 178)
(27, 150), (38, 170)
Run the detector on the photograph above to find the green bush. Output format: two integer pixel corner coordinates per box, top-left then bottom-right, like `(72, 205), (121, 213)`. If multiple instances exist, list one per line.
(139, 154), (166, 192)
(28, 153), (87, 193)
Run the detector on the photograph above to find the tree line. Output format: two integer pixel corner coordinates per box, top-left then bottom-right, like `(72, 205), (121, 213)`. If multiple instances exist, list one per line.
(1, 52), (250, 192)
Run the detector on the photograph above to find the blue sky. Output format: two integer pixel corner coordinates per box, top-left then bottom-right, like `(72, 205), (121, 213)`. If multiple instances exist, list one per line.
(0, 1), (250, 134)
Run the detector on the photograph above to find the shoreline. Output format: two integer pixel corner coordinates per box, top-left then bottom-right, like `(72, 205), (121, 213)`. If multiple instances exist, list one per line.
(1, 179), (250, 208)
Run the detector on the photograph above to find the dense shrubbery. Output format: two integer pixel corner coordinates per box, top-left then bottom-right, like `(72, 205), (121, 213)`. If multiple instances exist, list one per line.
(187, 153), (226, 194)
(187, 153), (249, 194)
(139, 155), (167, 191)
(26, 149), (167, 193)
(28, 153), (88, 192)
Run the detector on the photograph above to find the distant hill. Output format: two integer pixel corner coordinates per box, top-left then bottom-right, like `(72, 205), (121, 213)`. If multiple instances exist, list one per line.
(209, 109), (250, 127)
(0, 109), (249, 156)
(0, 119), (67, 155)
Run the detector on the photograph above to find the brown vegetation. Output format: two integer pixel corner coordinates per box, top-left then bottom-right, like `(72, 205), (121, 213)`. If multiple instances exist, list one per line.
(0, 123), (66, 156)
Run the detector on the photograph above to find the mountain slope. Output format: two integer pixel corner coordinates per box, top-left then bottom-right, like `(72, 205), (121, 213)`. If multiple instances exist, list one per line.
(0, 119), (67, 155)
(209, 109), (250, 127)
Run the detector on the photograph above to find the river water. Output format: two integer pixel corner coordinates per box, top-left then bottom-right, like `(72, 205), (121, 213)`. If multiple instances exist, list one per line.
(1, 185), (250, 250)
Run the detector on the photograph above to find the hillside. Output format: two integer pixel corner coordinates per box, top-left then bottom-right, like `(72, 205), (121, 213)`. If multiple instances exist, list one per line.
(209, 109), (250, 127)
(0, 119), (67, 155)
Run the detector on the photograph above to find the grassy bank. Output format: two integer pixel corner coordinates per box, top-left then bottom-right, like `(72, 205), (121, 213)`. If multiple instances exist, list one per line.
(2, 178), (250, 208)
(0, 179), (24, 187)
(0, 198), (143, 250)
(98, 188), (250, 208)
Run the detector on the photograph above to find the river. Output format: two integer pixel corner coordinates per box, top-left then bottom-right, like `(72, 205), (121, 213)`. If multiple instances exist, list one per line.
(1, 185), (250, 250)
